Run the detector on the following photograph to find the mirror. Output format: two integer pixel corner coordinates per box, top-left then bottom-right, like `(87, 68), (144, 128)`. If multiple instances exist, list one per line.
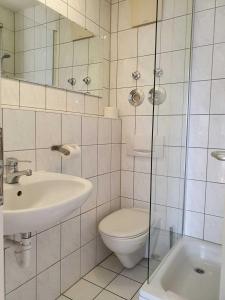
(0, 0), (108, 97)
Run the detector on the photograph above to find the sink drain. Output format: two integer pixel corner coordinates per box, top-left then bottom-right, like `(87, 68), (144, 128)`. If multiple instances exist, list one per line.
(194, 268), (205, 274)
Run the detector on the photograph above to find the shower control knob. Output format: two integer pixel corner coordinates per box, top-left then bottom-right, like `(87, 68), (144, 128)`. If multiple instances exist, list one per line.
(154, 68), (163, 78)
(132, 71), (141, 80)
(67, 78), (76, 86)
(83, 76), (91, 85)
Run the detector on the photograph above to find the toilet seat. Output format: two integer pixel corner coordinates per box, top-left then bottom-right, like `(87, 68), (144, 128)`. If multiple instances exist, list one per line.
(99, 208), (149, 239)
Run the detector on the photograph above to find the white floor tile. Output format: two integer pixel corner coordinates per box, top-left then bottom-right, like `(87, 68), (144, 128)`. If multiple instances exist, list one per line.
(121, 265), (147, 283)
(95, 290), (124, 300)
(148, 259), (160, 272)
(139, 258), (148, 268)
(64, 279), (102, 300)
(57, 296), (68, 300)
(100, 255), (124, 273)
(106, 275), (141, 300)
(131, 291), (140, 300)
(84, 266), (117, 288)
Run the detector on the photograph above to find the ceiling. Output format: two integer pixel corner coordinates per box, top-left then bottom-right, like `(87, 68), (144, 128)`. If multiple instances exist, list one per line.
(0, 0), (37, 11)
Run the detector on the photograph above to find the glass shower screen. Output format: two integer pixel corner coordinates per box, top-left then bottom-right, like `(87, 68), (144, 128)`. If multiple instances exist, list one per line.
(147, 0), (194, 278)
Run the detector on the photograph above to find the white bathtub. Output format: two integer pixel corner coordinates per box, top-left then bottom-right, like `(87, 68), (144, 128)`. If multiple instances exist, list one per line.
(140, 236), (222, 300)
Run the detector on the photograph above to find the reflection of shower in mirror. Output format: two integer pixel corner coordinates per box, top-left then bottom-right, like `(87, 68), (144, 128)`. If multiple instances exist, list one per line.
(0, 53), (11, 75)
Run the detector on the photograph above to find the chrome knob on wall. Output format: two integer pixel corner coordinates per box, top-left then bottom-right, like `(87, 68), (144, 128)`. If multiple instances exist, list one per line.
(67, 78), (76, 86)
(128, 89), (144, 106)
(132, 71), (141, 80)
(83, 76), (91, 85)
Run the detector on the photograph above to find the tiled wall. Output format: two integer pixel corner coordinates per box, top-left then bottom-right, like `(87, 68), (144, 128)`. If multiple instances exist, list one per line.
(110, 0), (225, 247)
(110, 0), (192, 257)
(1, 78), (106, 116)
(36, 0), (111, 106)
(3, 105), (121, 299)
(185, 0), (225, 244)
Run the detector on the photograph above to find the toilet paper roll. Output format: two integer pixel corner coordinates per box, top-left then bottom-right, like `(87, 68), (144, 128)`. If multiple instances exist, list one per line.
(104, 107), (118, 119)
(61, 144), (81, 160)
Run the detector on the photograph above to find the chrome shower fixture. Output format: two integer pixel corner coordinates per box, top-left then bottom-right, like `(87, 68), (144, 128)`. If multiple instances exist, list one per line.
(128, 89), (144, 106)
(148, 86), (166, 106)
(154, 68), (163, 78)
(83, 76), (91, 85)
(132, 71), (141, 80)
(67, 78), (76, 86)
(1, 53), (11, 61)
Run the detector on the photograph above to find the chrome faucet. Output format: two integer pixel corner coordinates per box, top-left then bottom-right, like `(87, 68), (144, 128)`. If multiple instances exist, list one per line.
(5, 158), (32, 184)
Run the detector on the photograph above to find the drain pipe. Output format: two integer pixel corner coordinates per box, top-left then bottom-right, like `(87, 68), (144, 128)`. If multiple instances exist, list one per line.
(4, 232), (32, 268)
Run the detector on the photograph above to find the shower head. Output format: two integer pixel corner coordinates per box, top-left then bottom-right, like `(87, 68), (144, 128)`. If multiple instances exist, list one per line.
(1, 54), (11, 60)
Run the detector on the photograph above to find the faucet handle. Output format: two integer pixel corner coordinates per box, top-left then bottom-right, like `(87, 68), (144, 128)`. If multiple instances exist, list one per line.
(5, 158), (32, 170)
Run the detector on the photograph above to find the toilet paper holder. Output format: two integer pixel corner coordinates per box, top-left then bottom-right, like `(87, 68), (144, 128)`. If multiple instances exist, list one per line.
(51, 145), (70, 156)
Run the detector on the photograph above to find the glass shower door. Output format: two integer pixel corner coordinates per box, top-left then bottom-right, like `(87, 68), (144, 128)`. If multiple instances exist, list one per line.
(147, 0), (194, 276)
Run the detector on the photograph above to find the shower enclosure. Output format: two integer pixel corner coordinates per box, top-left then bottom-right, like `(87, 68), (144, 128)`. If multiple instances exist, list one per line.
(147, 0), (194, 276)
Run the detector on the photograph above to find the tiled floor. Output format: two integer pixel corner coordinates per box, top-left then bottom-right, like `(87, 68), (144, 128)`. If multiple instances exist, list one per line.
(58, 254), (160, 300)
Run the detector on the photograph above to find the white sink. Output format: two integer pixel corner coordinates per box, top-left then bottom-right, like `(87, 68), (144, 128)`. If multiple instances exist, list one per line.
(3, 171), (93, 235)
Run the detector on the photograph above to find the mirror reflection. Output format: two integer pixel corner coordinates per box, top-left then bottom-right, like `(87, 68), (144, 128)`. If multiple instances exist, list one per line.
(0, 0), (107, 96)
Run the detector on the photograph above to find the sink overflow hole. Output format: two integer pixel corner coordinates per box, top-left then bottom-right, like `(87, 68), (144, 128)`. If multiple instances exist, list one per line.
(17, 191), (22, 196)
(194, 268), (205, 274)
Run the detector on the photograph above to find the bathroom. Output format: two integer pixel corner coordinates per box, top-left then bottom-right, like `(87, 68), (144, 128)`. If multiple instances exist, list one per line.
(0, 0), (224, 299)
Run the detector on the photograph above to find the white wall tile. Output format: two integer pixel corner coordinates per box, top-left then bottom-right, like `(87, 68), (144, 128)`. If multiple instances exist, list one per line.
(6, 279), (36, 300)
(37, 225), (60, 273)
(61, 249), (81, 292)
(206, 182), (225, 217)
(184, 211), (204, 239)
(1, 79), (19, 106)
(20, 82), (45, 109)
(211, 79), (225, 114)
(186, 180), (206, 213)
(204, 215), (224, 244)
(97, 173), (111, 205)
(118, 29), (137, 59)
(121, 170), (133, 199)
(36, 111), (61, 148)
(82, 116), (98, 145)
(62, 114), (81, 145)
(190, 81), (211, 114)
(192, 46), (213, 81)
(36, 148), (61, 172)
(3, 109), (35, 151)
(189, 115), (209, 148)
(61, 216), (80, 258)
(98, 118), (112, 144)
(193, 9), (214, 47)
(187, 148), (207, 180)
(98, 144), (111, 174)
(212, 43), (225, 79)
(81, 209), (97, 246)
(81, 240), (97, 276)
(82, 145), (98, 178)
(37, 263), (60, 300)
(46, 87), (67, 111)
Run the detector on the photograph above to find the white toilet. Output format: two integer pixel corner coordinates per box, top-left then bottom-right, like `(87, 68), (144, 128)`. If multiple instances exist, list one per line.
(98, 208), (150, 268)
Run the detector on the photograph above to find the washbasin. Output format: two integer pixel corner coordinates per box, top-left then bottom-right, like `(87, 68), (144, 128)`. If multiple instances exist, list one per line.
(3, 171), (93, 235)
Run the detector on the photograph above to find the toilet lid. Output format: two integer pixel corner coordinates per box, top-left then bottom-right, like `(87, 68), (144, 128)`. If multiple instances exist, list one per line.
(99, 208), (149, 238)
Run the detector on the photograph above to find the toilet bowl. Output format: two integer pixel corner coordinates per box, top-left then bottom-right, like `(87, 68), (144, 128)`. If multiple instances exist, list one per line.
(98, 208), (150, 268)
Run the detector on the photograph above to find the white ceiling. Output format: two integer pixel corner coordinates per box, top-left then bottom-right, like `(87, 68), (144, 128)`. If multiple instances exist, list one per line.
(0, 0), (37, 11)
